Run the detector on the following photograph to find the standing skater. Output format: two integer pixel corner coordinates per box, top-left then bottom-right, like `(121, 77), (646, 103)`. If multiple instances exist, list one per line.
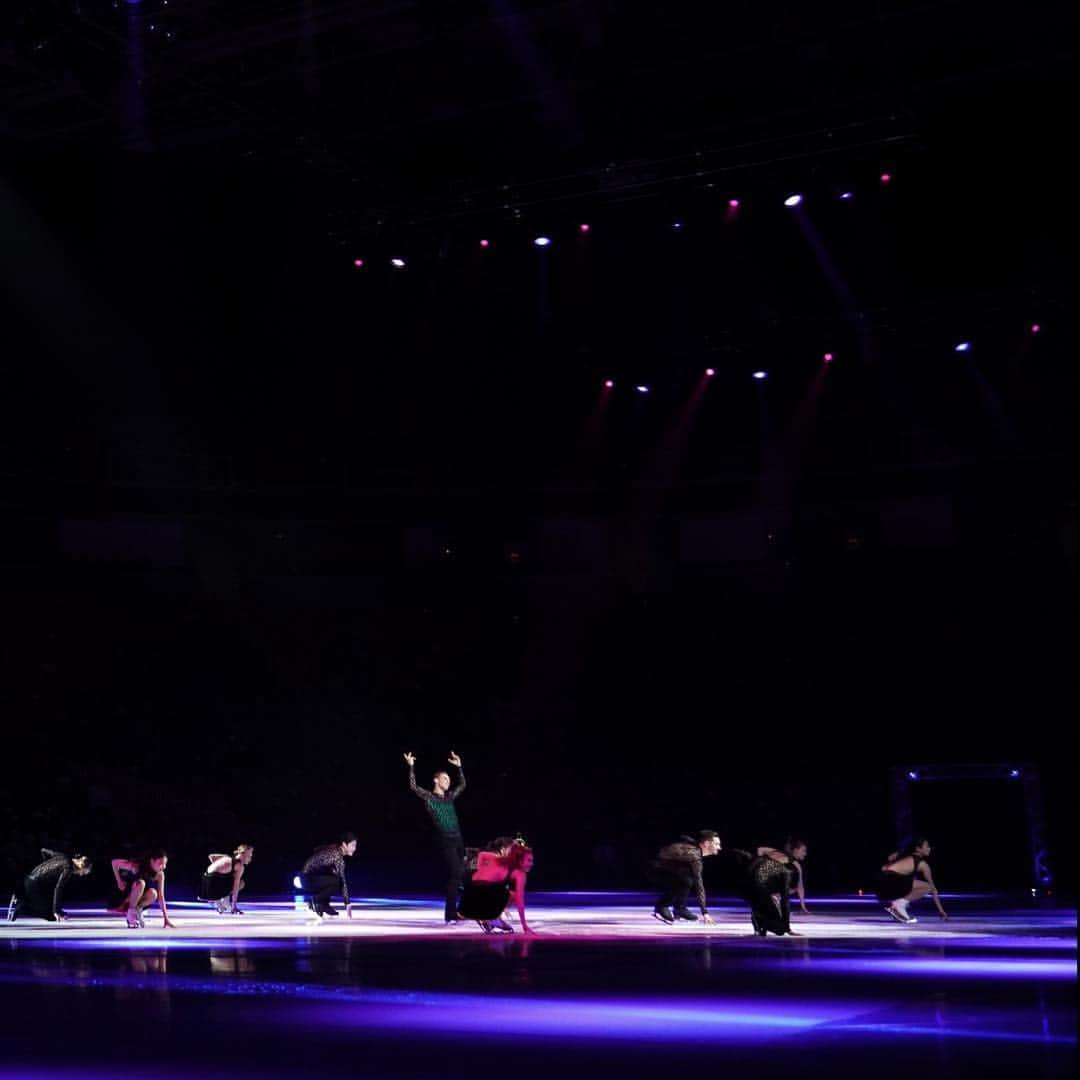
(404, 751), (468, 924)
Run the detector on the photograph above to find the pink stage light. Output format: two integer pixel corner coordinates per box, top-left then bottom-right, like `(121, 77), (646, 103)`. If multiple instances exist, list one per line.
(823, 352), (834, 363)
(479, 239), (490, 249)
(579, 223), (591, 234)
(353, 259), (364, 268)
(1030, 323), (1041, 334)
(705, 368), (715, 377)
(604, 379), (615, 389)
(880, 172), (892, 184)
(727, 199), (740, 209)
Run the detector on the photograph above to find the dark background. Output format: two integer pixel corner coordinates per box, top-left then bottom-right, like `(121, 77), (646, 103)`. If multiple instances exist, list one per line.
(1, 0), (1075, 901)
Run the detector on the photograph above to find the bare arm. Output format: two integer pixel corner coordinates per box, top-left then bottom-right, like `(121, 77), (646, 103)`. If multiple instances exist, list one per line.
(794, 862), (808, 912)
(207, 856), (233, 874)
(157, 872), (174, 927)
(508, 870), (532, 933)
(111, 858), (136, 889)
(919, 862), (948, 919)
(230, 863), (245, 907)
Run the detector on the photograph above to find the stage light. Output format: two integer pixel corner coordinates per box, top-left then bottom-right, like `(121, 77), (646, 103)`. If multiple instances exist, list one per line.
(880, 172), (892, 184)
(908, 771), (919, 781)
(784, 194), (803, 207)
(533, 236), (551, 247)
(752, 371), (767, 380)
(839, 191), (854, 201)
(635, 385), (649, 394)
(1030, 323), (1040, 334)
(604, 379), (614, 389)
(353, 258), (364, 268)
(292, 875), (303, 889)
(727, 199), (740, 209)
(705, 368), (715, 377)
(672, 222), (683, 230)
(579, 223), (590, 234)
(1010, 768), (1021, 779)
(954, 342), (971, 353)
(479, 239), (490, 249)
(823, 352), (834, 363)
(390, 257), (406, 268)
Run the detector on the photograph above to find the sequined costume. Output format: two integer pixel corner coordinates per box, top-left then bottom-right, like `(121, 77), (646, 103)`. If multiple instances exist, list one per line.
(301, 844), (351, 913)
(746, 854), (798, 934)
(13, 850), (76, 921)
(651, 839), (710, 915)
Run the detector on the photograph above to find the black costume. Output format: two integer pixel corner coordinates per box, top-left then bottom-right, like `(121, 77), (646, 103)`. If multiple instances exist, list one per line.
(11, 850), (78, 921)
(301, 844), (351, 915)
(651, 839), (710, 918)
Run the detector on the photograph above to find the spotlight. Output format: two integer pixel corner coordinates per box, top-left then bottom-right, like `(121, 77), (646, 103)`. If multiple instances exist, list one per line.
(352, 258), (365, 268)
(292, 875), (303, 889)
(954, 342), (971, 353)
(635, 385), (649, 394)
(672, 222), (683, 230)
(839, 191), (854, 201)
(823, 352), (834, 363)
(533, 236), (552, 247)
(705, 367), (715, 377)
(752, 371), (767, 380)
(727, 199), (740, 209)
(579, 223), (591, 234)
(390, 257), (406, 268)
(908, 771), (919, 781)
(1030, 323), (1040, 334)
(1009, 768), (1021, 779)
(479, 239), (490, 249)
(783, 194), (803, 207)
(604, 379), (614, 389)
(880, 172), (892, 184)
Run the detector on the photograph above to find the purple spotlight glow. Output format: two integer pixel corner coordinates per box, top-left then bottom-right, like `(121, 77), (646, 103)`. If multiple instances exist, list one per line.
(783, 194), (803, 207)
(908, 770), (919, 780)
(579, 223), (590, 234)
(1030, 323), (1040, 333)
(604, 379), (614, 389)
(705, 367), (715, 377)
(840, 191), (854, 200)
(824, 352), (834, 363)
(352, 258), (364, 268)
(1010, 768), (1021, 778)
(954, 342), (972, 353)
(390, 257), (406, 268)
(752, 371), (767, 380)
(727, 199), (740, 209)
(635, 385), (649, 394)
(533, 236), (552, 247)
(880, 172), (892, 183)
(479, 239), (490, 249)
(672, 222), (683, 230)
